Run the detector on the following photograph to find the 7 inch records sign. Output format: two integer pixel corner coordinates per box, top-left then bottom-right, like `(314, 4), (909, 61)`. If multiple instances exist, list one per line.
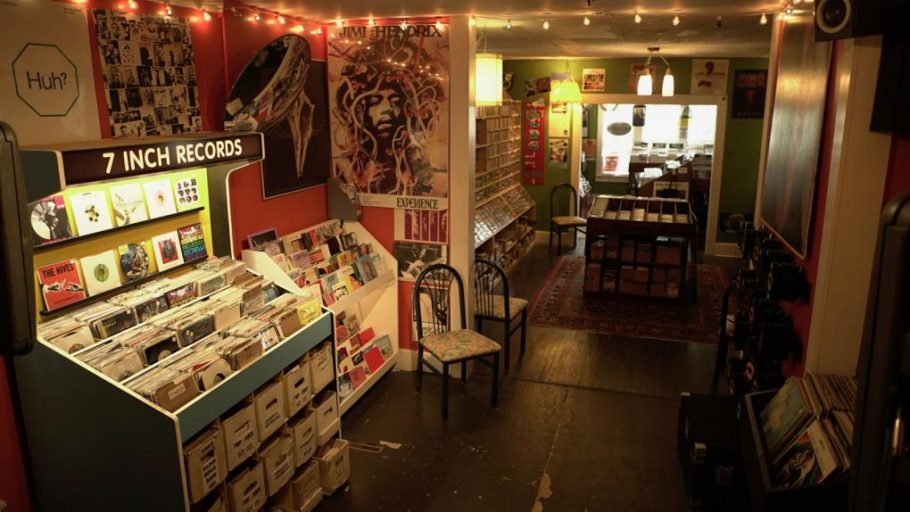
(54, 133), (264, 185)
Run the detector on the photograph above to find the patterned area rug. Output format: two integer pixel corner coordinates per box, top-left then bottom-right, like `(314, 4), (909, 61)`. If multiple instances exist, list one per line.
(527, 256), (726, 344)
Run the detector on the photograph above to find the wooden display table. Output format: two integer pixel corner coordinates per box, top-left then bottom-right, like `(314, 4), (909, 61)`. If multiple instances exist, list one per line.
(584, 195), (698, 299)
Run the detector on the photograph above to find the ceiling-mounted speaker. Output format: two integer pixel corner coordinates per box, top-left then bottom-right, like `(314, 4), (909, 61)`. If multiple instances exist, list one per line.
(815, 0), (883, 41)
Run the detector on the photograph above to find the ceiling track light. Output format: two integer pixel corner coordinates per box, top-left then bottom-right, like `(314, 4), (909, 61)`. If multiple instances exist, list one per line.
(127, 0), (138, 10)
(760, 12), (768, 25)
(400, 19), (408, 30)
(583, 16), (591, 26)
(672, 16), (680, 26)
(634, 12), (642, 24)
(435, 18), (443, 30)
(202, 9), (212, 22)
(165, 4), (174, 17)
(506, 19), (512, 30)
(254, 12), (261, 22)
(277, 15), (285, 25)
(368, 17), (376, 26)
(542, 19), (550, 30)
(336, 19), (344, 28)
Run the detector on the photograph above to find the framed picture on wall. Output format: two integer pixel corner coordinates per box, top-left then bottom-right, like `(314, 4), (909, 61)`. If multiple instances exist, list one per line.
(582, 68), (605, 92)
(691, 59), (729, 95)
(732, 70), (768, 119)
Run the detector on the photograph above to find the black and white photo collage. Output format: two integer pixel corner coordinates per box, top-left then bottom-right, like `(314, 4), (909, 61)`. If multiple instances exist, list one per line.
(94, 9), (202, 138)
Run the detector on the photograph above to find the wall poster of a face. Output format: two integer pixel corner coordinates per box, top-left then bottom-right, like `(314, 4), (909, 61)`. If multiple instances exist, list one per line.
(225, 34), (331, 198)
(327, 23), (450, 209)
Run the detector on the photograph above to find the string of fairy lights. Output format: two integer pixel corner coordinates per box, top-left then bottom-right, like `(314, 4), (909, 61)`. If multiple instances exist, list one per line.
(66, 1), (811, 33)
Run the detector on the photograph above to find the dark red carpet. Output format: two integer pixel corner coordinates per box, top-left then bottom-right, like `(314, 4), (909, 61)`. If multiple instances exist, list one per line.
(527, 256), (726, 344)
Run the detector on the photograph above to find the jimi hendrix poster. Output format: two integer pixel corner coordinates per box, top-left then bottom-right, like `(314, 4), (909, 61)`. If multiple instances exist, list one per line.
(327, 22), (449, 210)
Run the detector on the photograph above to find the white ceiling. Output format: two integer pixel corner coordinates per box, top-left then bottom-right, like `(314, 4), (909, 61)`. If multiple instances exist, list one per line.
(237, 0), (785, 58)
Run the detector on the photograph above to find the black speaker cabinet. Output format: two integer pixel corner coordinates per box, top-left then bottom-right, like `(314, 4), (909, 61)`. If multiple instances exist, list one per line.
(815, 0), (883, 41)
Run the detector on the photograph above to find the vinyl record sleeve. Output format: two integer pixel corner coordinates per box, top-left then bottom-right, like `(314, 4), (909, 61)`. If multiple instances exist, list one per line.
(69, 190), (114, 235)
(152, 231), (185, 271)
(143, 179), (178, 219)
(79, 250), (123, 296)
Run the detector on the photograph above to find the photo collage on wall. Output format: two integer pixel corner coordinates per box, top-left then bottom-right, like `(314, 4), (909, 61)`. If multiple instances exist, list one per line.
(327, 22), (450, 208)
(93, 9), (201, 137)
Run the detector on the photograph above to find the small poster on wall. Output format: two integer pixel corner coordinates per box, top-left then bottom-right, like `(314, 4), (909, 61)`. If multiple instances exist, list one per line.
(393, 242), (447, 282)
(549, 138), (569, 169)
(523, 100), (546, 185)
(395, 209), (448, 244)
(732, 70), (768, 119)
(582, 68), (605, 92)
(548, 102), (570, 138)
(691, 59), (729, 95)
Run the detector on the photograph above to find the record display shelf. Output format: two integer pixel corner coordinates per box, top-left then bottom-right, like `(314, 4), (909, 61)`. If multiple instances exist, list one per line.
(243, 220), (400, 415)
(740, 391), (847, 512)
(474, 100), (536, 272)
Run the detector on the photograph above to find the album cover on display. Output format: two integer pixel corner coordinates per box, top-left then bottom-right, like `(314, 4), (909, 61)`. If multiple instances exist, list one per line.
(110, 182), (148, 226)
(173, 176), (200, 209)
(69, 190), (114, 235)
(118, 241), (154, 282)
(36, 259), (86, 310)
(28, 195), (72, 246)
(178, 222), (208, 262)
(79, 250), (123, 296)
(144, 179), (178, 218)
(152, 230), (185, 271)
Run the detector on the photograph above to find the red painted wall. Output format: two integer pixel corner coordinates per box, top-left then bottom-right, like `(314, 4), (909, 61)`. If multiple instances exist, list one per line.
(0, 359), (31, 511)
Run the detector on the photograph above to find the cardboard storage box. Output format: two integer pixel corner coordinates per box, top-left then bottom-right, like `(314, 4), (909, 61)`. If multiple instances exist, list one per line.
(312, 390), (339, 445)
(184, 427), (228, 504)
(656, 243), (683, 266)
(227, 462), (267, 512)
(254, 380), (287, 441)
(155, 373), (200, 412)
(277, 310), (303, 338)
(633, 267), (650, 283)
(310, 342), (334, 394)
(294, 462), (322, 509)
(283, 359), (312, 417)
(260, 435), (295, 496)
(222, 403), (259, 471)
(315, 438), (350, 494)
(291, 408), (318, 467)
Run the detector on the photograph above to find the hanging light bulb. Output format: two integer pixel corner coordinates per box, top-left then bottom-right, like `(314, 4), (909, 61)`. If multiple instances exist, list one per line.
(435, 18), (443, 30)
(760, 13), (768, 25)
(662, 68), (675, 97)
(637, 70), (653, 96)
(202, 9), (212, 22)
(400, 19), (408, 30)
(254, 12), (262, 22)
(127, 0), (138, 10)
(542, 20), (550, 30)
(583, 16), (591, 26)
(278, 15), (286, 25)
(673, 16), (680, 26)
(634, 12), (642, 24)
(785, 6), (794, 16)
(368, 17), (376, 26)
(336, 19), (344, 28)
(165, 4), (174, 16)
(292, 24), (304, 33)
(506, 19), (512, 30)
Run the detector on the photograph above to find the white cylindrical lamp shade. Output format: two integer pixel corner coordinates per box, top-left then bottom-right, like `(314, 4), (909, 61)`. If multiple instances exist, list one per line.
(637, 71), (653, 96)
(475, 53), (503, 106)
(662, 68), (675, 97)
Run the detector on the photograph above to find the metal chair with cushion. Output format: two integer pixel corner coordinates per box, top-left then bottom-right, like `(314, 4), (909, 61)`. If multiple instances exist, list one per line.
(413, 263), (501, 418)
(549, 182), (587, 255)
(473, 259), (527, 374)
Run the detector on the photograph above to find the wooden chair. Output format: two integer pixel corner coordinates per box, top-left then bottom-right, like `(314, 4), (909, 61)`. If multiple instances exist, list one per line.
(549, 182), (587, 255)
(413, 264), (501, 418)
(473, 259), (527, 375)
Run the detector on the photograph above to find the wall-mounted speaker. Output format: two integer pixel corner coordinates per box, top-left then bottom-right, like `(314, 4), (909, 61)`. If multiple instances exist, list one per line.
(815, 0), (883, 41)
